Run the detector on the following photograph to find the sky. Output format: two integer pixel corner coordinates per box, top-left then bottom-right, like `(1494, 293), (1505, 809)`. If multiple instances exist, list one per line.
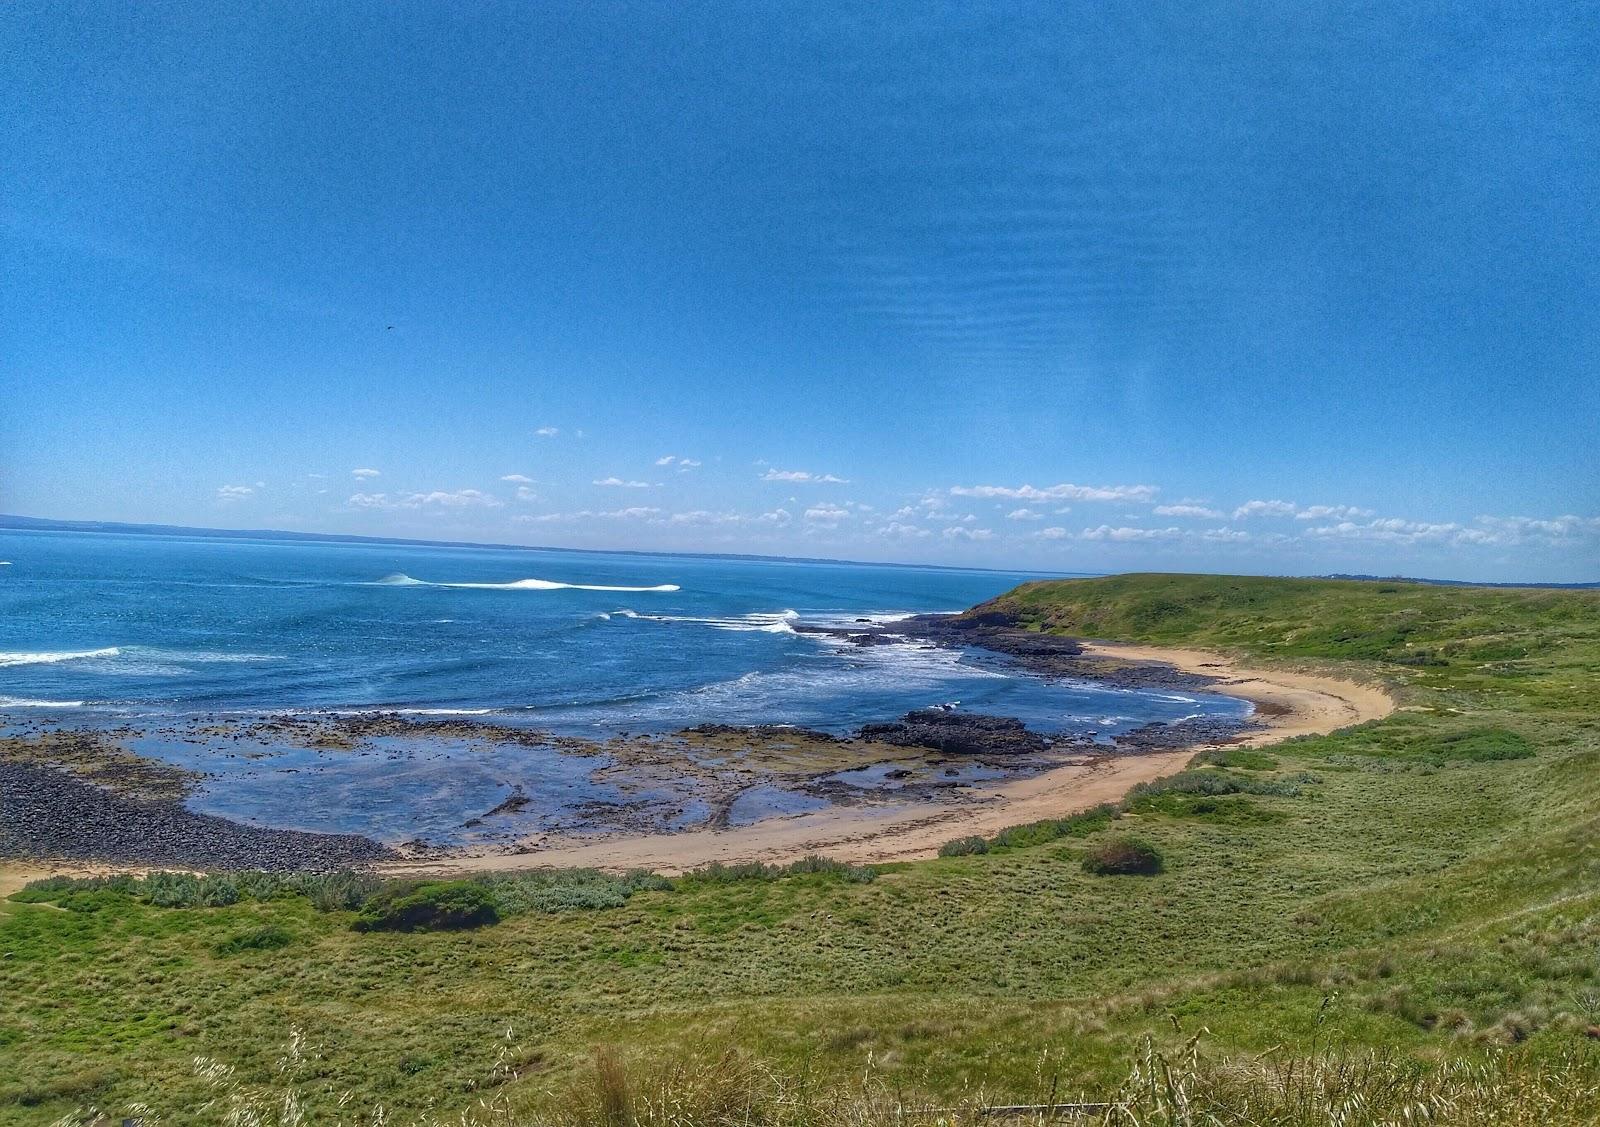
(3, 2), (1596, 581)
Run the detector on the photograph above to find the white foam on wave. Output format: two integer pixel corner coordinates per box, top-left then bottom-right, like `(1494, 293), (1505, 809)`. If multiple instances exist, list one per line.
(616, 609), (799, 634)
(0, 646), (279, 675)
(799, 609), (923, 629)
(0, 695), (85, 708)
(0, 647), (121, 668)
(393, 707), (496, 716)
(376, 573), (679, 593)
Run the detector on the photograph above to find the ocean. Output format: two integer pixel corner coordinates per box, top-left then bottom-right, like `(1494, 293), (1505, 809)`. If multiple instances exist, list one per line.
(0, 528), (1243, 735)
(0, 529), (1247, 843)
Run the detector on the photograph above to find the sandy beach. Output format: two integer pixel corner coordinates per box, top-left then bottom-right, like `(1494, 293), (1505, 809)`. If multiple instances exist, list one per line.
(380, 643), (1395, 878)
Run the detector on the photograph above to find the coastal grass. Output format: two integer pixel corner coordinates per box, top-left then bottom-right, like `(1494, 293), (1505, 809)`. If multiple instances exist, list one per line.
(5, 574), (1600, 1124)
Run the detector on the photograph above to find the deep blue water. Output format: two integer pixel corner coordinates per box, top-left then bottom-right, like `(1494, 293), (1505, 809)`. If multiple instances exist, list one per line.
(0, 529), (1244, 736)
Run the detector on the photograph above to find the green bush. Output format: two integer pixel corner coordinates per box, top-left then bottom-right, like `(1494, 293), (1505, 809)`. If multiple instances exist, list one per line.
(485, 869), (670, 915)
(351, 881), (501, 932)
(939, 835), (989, 857)
(141, 872), (241, 908)
(1127, 793), (1288, 825)
(678, 856), (877, 886)
(299, 870), (384, 911)
(1125, 770), (1306, 802)
(990, 803), (1119, 850)
(1424, 727), (1535, 761)
(1289, 718), (1536, 765)
(1191, 747), (1279, 771)
(213, 925), (294, 956)
(1082, 835), (1165, 876)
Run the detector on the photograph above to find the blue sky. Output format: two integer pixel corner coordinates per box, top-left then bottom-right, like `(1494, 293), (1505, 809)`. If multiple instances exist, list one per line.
(3, 2), (1596, 581)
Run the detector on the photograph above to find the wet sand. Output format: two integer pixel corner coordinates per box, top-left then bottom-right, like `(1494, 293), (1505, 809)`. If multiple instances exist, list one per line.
(379, 644), (1395, 878)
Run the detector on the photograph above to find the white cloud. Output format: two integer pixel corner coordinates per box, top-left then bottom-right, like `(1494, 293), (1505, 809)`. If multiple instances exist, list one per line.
(762, 469), (849, 484)
(412, 489), (501, 508)
(1006, 508), (1044, 521)
(535, 426), (559, 437)
(1081, 525), (1183, 542)
(593, 477), (651, 488)
(500, 474), (534, 484)
(514, 486), (538, 503)
(804, 504), (851, 524)
(517, 507), (662, 524)
(216, 484), (254, 502)
(950, 482), (1158, 503)
(877, 521), (931, 539)
(351, 468), (380, 479)
(1036, 527), (1069, 540)
(666, 509), (740, 526)
(347, 489), (503, 511)
(1295, 504), (1374, 521)
(1155, 504), (1225, 519)
(655, 456), (703, 469)
(1233, 499), (1298, 519)
(942, 526), (995, 541)
(1476, 514), (1600, 542)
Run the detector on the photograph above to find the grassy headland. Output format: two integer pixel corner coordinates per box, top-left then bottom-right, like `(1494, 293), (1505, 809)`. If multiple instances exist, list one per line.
(5, 573), (1600, 1124)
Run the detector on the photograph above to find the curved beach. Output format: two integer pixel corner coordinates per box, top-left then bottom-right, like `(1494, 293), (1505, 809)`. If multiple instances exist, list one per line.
(380, 643), (1395, 877)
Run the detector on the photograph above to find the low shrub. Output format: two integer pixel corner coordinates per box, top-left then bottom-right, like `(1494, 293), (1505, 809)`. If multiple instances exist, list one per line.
(1126, 769), (1306, 802)
(1289, 718), (1537, 765)
(1082, 835), (1165, 876)
(213, 925), (294, 956)
(678, 856), (877, 886)
(143, 872), (241, 908)
(1191, 747), (1279, 771)
(939, 835), (989, 857)
(1128, 793), (1288, 825)
(990, 803), (1119, 850)
(351, 881), (501, 932)
(485, 869), (670, 915)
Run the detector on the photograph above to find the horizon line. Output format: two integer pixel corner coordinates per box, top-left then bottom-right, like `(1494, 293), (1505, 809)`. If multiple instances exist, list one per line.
(0, 511), (1085, 578)
(2, 513), (1596, 591)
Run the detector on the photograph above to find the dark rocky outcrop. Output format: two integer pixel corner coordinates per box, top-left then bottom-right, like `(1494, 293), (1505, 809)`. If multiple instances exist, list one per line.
(858, 710), (1051, 756)
(0, 761), (394, 870)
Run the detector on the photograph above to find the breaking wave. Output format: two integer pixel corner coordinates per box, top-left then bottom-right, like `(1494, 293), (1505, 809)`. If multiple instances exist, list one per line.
(0, 647), (121, 668)
(613, 609), (799, 633)
(375, 573), (680, 593)
(0, 647), (279, 675)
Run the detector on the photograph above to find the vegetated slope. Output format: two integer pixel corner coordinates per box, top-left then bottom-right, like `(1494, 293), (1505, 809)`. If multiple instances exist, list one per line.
(5, 575), (1600, 1125)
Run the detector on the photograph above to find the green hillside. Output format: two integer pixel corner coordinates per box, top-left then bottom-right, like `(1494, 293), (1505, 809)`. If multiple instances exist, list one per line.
(6, 574), (1600, 1124)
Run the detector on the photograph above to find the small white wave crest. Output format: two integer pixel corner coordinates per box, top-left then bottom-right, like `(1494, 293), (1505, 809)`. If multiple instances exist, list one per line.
(376, 573), (679, 593)
(617, 609), (799, 634)
(0, 695), (85, 708)
(0, 647), (121, 668)
(393, 708), (496, 716)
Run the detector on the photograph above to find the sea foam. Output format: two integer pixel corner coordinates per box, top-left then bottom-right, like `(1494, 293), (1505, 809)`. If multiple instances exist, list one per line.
(618, 609), (799, 633)
(0, 647), (120, 668)
(376, 573), (680, 593)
